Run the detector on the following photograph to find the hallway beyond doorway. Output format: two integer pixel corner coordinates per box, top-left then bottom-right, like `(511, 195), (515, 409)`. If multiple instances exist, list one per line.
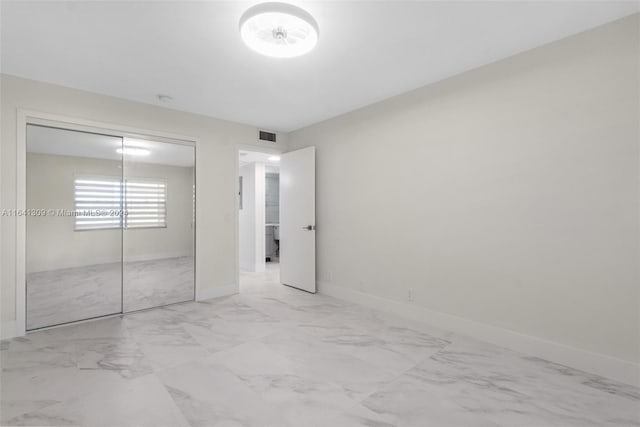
(240, 262), (280, 295)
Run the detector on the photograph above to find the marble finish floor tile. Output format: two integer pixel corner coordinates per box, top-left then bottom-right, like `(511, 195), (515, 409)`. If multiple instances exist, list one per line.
(75, 337), (153, 379)
(1, 263), (638, 426)
(363, 338), (640, 427)
(158, 360), (287, 427)
(6, 374), (189, 427)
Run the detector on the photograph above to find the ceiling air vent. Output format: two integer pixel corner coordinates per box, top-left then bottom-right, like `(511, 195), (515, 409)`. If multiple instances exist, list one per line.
(259, 130), (277, 143)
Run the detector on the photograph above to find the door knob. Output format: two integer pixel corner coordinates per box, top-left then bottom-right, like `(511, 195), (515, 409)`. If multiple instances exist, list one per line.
(302, 225), (316, 231)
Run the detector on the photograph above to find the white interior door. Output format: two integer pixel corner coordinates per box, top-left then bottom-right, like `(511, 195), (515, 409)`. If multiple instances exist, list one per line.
(280, 146), (316, 293)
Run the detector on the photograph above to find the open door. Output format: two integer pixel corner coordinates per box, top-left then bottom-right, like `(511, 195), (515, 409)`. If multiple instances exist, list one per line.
(280, 147), (316, 293)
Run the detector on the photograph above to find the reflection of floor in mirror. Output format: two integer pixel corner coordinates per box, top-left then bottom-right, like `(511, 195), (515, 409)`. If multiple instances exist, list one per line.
(26, 256), (194, 330)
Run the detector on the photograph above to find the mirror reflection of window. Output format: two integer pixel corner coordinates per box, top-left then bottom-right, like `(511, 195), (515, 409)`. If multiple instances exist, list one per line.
(25, 124), (196, 329)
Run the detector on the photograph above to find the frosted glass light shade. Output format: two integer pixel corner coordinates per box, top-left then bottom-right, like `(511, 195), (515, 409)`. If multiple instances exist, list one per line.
(239, 3), (319, 58)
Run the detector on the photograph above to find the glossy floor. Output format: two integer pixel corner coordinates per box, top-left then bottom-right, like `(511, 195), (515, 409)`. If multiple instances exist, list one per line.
(2, 264), (638, 426)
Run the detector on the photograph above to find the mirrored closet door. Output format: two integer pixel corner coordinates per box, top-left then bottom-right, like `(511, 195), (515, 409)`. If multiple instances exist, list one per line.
(26, 125), (124, 330)
(122, 139), (195, 312)
(25, 124), (195, 331)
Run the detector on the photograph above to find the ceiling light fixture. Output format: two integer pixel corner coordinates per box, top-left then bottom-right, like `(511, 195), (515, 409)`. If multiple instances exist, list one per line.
(268, 155), (281, 161)
(117, 147), (150, 156)
(239, 2), (319, 58)
(123, 138), (151, 148)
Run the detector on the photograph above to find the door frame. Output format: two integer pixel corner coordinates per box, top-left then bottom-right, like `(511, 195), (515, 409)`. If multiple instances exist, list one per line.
(234, 144), (283, 289)
(15, 109), (199, 336)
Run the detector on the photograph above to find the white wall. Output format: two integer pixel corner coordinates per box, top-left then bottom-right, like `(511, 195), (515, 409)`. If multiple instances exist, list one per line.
(239, 162), (265, 272)
(1, 74), (288, 332)
(288, 15), (639, 381)
(26, 153), (194, 273)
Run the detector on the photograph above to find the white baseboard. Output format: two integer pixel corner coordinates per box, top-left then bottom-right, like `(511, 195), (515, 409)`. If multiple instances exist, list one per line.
(318, 281), (640, 387)
(1, 320), (18, 340)
(196, 283), (238, 301)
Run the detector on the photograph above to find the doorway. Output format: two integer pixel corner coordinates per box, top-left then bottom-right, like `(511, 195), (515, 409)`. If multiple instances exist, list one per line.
(237, 146), (316, 294)
(25, 123), (196, 330)
(238, 150), (281, 288)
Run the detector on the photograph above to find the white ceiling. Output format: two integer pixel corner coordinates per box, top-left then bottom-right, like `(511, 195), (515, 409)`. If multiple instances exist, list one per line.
(2, 1), (638, 132)
(27, 125), (195, 167)
(239, 150), (280, 173)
